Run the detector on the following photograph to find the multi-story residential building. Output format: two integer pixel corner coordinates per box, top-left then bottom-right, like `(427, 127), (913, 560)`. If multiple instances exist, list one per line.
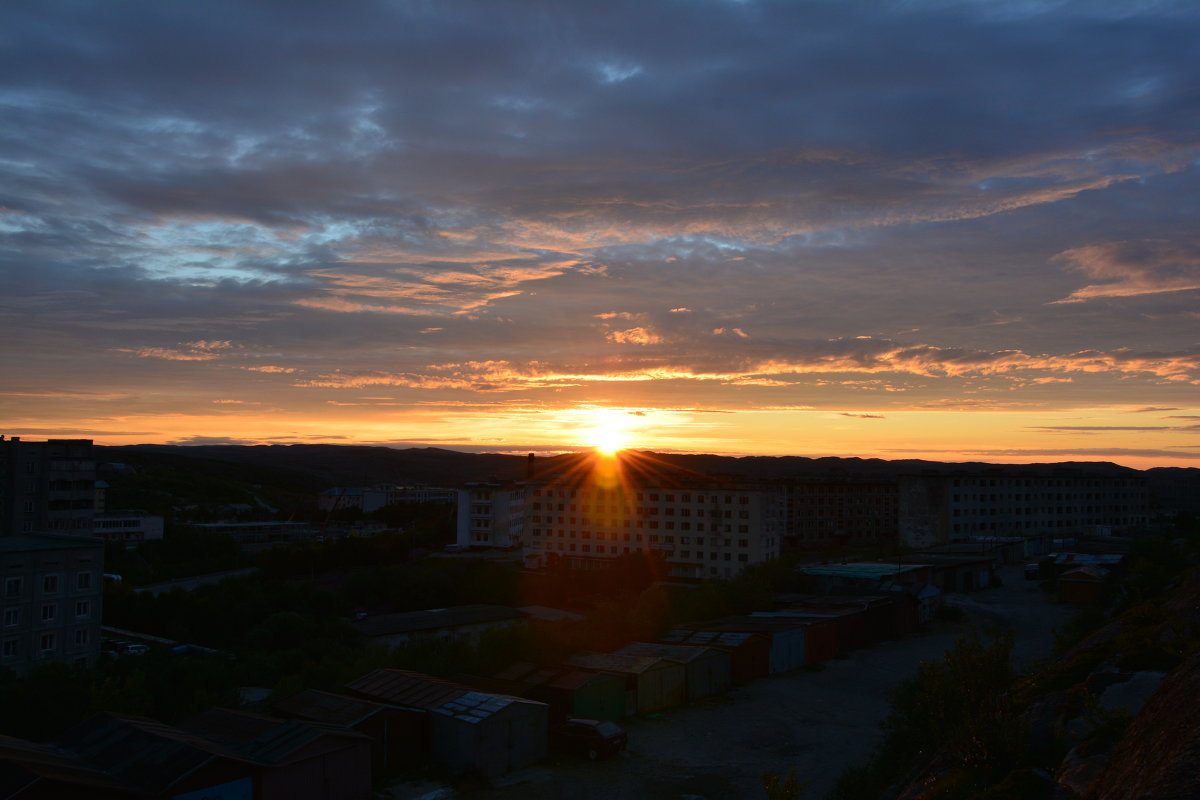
(781, 479), (898, 549)
(455, 481), (533, 549)
(0, 437), (96, 537)
(525, 476), (784, 579)
(1, 534), (105, 674)
(898, 469), (1148, 549)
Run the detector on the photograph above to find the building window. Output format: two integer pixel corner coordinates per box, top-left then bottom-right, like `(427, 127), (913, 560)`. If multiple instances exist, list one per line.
(41, 604), (57, 622)
(4, 578), (19, 597)
(74, 629), (89, 646)
(75, 601), (90, 619)
(76, 572), (93, 591)
(3, 608), (17, 627)
(2, 640), (17, 659)
(43, 575), (60, 594)
(40, 633), (56, 652)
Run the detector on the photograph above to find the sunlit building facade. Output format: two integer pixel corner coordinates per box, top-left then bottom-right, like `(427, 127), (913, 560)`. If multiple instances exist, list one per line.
(455, 481), (533, 549)
(525, 481), (784, 579)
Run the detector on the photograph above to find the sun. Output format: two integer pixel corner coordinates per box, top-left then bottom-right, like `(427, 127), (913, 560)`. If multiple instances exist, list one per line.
(574, 407), (637, 456)
(589, 425), (629, 456)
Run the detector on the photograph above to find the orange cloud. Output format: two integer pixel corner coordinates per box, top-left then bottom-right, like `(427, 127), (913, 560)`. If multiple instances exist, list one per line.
(1052, 240), (1200, 302)
(606, 327), (661, 345)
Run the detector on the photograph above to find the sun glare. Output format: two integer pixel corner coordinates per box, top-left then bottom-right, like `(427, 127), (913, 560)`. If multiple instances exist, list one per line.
(590, 426), (629, 456)
(575, 407), (638, 456)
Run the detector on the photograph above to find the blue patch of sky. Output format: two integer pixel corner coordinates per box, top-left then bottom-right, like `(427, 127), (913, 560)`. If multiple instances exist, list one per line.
(596, 61), (643, 84)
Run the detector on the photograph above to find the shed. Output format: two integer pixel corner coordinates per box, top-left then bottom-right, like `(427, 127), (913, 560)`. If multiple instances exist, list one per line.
(1058, 566), (1110, 604)
(180, 708), (373, 800)
(916, 554), (998, 592)
(800, 562), (934, 593)
(272, 688), (421, 775)
(660, 629), (771, 684)
(749, 612), (843, 662)
(681, 618), (808, 674)
(616, 643), (732, 700)
(562, 653), (686, 716)
(880, 581), (941, 626)
(780, 595), (898, 645)
(345, 668), (547, 779)
(541, 670), (628, 722)
(33, 713), (258, 800)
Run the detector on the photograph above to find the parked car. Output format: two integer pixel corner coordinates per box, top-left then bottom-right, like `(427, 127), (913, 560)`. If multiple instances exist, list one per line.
(553, 719), (628, 760)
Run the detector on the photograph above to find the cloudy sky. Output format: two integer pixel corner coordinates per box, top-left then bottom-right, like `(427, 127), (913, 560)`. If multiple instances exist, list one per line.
(3, 0), (1199, 467)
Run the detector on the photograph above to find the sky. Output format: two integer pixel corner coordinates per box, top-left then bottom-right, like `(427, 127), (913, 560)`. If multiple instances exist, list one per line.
(2, 0), (1200, 468)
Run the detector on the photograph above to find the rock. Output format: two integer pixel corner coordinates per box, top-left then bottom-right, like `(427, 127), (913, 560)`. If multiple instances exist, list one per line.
(1057, 746), (1107, 796)
(1097, 670), (1166, 717)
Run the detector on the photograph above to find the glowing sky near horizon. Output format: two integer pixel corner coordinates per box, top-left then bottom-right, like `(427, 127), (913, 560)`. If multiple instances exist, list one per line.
(3, 1), (1200, 469)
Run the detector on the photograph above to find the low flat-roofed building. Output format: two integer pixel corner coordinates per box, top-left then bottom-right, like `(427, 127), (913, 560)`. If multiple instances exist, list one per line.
(352, 604), (526, 649)
(93, 510), (164, 548)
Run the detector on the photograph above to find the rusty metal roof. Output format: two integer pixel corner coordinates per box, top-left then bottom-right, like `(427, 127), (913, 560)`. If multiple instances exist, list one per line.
(616, 642), (722, 664)
(662, 629), (762, 649)
(345, 668), (471, 709)
(179, 708), (368, 765)
(272, 689), (385, 727)
(494, 662), (538, 682)
(352, 605), (523, 637)
(563, 652), (668, 675)
(0, 734), (142, 795)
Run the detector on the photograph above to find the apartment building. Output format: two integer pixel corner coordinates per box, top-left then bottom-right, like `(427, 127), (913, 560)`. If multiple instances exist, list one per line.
(525, 481), (784, 579)
(1, 534), (105, 675)
(455, 481), (532, 549)
(898, 469), (1148, 549)
(782, 478), (898, 549)
(0, 437), (96, 537)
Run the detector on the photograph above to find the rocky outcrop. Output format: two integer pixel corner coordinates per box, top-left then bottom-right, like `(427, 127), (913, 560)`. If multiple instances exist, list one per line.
(1092, 649), (1200, 800)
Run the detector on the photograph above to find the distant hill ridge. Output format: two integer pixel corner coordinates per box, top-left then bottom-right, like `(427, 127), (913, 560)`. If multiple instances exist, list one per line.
(98, 443), (1192, 490)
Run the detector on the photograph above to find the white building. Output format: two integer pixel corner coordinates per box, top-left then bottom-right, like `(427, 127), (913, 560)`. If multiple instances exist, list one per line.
(455, 481), (532, 549)
(93, 511), (164, 549)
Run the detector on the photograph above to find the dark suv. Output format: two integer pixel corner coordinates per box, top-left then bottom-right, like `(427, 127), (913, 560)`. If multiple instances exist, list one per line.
(554, 718), (628, 760)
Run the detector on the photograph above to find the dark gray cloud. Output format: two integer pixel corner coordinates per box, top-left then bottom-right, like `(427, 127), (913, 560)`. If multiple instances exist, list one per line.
(3, 0), (1199, 461)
